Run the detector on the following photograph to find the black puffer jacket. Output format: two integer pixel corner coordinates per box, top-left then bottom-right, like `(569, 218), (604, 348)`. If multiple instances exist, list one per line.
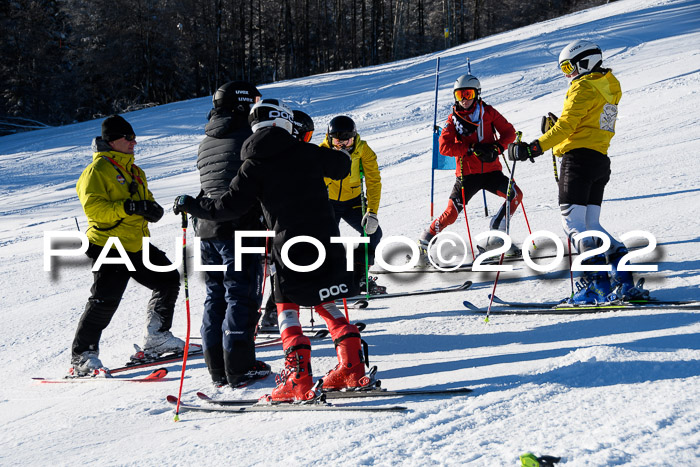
(195, 108), (263, 239)
(188, 126), (357, 306)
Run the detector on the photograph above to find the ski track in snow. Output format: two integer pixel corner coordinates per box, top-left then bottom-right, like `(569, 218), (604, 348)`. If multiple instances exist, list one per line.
(1, 0), (699, 465)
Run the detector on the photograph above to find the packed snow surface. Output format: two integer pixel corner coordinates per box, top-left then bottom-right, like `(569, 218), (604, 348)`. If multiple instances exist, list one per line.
(1, 0), (699, 465)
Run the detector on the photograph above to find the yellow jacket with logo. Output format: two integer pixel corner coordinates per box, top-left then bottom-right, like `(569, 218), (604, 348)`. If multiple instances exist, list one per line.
(76, 139), (155, 252)
(539, 70), (621, 156)
(320, 134), (382, 214)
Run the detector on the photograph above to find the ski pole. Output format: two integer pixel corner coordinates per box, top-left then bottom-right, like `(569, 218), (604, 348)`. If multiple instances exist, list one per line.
(458, 156), (476, 262)
(485, 131), (522, 322)
(359, 164), (370, 300)
(253, 234), (270, 340)
(174, 212), (192, 422)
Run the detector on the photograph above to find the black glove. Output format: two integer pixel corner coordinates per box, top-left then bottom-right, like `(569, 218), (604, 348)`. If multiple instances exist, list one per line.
(173, 195), (195, 215)
(540, 112), (559, 134)
(508, 140), (543, 162)
(124, 199), (164, 223)
(471, 142), (503, 163)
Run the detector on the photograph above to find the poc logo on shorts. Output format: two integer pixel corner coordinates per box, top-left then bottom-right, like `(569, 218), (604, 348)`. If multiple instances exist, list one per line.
(319, 284), (348, 301)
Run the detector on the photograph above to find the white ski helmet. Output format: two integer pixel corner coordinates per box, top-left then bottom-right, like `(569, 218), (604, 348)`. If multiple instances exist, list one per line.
(248, 99), (294, 134)
(453, 74), (481, 101)
(558, 40), (603, 76)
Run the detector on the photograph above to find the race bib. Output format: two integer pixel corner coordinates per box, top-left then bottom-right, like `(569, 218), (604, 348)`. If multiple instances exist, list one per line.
(600, 103), (618, 132)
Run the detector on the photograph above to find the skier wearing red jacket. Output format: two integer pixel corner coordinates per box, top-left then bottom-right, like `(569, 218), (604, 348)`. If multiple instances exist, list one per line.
(417, 74), (521, 264)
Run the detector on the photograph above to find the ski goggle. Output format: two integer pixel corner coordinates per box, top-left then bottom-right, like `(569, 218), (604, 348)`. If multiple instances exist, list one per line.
(331, 136), (354, 148)
(559, 59), (576, 75)
(301, 130), (313, 143)
(454, 88), (477, 101)
(114, 134), (136, 142)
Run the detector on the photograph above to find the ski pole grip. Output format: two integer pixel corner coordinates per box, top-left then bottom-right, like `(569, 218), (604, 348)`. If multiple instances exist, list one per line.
(181, 212), (188, 229)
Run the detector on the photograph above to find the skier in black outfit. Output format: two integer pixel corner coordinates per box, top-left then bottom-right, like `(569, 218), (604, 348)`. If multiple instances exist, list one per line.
(174, 100), (368, 402)
(259, 108), (316, 329)
(194, 80), (271, 388)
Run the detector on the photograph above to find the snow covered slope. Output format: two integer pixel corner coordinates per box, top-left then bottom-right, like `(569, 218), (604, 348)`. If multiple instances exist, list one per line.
(1, 0), (699, 464)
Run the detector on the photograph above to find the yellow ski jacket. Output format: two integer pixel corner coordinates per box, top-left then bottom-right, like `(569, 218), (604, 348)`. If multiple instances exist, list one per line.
(539, 70), (621, 156)
(76, 140), (155, 252)
(320, 134), (382, 214)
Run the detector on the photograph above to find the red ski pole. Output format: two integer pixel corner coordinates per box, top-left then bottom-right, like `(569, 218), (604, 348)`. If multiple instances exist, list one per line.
(174, 213), (192, 422)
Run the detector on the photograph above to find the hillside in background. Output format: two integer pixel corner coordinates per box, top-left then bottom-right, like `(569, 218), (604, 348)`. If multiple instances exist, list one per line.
(1, 0), (699, 465)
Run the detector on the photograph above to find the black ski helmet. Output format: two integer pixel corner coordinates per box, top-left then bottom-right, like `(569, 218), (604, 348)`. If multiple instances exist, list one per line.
(292, 110), (314, 142)
(212, 80), (261, 114)
(327, 115), (356, 141)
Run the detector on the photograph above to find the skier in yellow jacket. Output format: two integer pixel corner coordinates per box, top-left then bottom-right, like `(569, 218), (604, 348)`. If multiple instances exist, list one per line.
(71, 115), (186, 376)
(320, 116), (385, 294)
(508, 40), (648, 304)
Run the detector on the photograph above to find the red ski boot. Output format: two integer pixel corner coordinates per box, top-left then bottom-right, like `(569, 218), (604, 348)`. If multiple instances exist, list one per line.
(269, 345), (315, 402)
(322, 334), (370, 390)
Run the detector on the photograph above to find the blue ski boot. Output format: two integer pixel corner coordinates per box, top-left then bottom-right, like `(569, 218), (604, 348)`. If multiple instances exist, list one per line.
(606, 246), (650, 301)
(566, 253), (612, 305)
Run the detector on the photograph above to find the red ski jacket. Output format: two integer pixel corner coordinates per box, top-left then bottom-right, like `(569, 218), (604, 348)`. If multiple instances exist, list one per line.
(439, 102), (516, 177)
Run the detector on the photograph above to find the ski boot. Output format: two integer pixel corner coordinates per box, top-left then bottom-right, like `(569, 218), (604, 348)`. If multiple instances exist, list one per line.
(415, 232), (434, 267)
(477, 234), (521, 258)
(359, 276), (387, 295)
(228, 360), (272, 388)
(322, 335), (371, 391)
(564, 253), (612, 305)
(69, 350), (109, 377)
(269, 345), (315, 402)
(141, 330), (186, 358)
(606, 246), (650, 301)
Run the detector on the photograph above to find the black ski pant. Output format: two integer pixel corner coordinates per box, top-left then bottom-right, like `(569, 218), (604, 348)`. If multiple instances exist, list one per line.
(199, 238), (262, 383)
(71, 242), (180, 360)
(558, 148), (611, 206)
(329, 196), (383, 284)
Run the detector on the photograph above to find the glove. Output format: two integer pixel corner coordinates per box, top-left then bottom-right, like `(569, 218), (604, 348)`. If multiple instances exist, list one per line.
(361, 212), (379, 235)
(540, 112), (559, 134)
(471, 142), (503, 163)
(173, 195), (195, 215)
(124, 199), (164, 223)
(508, 140), (543, 162)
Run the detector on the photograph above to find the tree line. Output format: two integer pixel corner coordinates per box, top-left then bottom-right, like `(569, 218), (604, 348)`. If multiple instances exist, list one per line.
(0, 0), (612, 134)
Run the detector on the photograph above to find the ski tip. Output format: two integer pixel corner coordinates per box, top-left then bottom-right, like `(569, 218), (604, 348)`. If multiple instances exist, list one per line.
(143, 368), (168, 380)
(354, 300), (369, 309)
(314, 329), (330, 338)
(196, 392), (212, 401)
(356, 322), (367, 332)
(166, 395), (179, 404)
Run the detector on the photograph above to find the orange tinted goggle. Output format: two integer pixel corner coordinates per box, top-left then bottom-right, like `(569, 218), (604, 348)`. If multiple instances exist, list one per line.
(559, 59), (575, 75)
(302, 131), (313, 143)
(454, 88), (477, 101)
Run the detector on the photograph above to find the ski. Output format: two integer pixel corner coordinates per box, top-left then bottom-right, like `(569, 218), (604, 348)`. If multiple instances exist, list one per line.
(257, 322), (366, 336)
(341, 280), (472, 302)
(33, 367), (169, 383)
(463, 299), (700, 315)
(488, 294), (700, 309)
(195, 385), (472, 406)
(109, 346), (204, 375)
(370, 255), (521, 275)
(167, 395), (407, 413)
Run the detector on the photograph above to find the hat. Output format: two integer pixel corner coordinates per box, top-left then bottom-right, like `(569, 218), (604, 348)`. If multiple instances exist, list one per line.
(102, 115), (135, 142)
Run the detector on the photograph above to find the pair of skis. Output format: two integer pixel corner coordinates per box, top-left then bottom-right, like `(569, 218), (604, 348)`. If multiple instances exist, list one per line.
(340, 280), (473, 308)
(33, 367), (170, 384)
(464, 294), (700, 314)
(33, 329), (333, 382)
(166, 385), (473, 413)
